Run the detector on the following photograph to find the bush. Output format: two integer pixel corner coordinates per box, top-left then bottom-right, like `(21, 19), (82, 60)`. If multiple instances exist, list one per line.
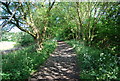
(66, 40), (119, 80)
(18, 33), (34, 46)
(1, 41), (56, 81)
(2, 32), (34, 46)
(56, 26), (76, 41)
(2, 32), (20, 42)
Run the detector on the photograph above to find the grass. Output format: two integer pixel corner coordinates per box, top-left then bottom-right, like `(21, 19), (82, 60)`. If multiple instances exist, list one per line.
(66, 40), (119, 80)
(1, 41), (57, 81)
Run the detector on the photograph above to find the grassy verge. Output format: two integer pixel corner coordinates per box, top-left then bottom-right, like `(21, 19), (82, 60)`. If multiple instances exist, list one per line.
(66, 40), (119, 80)
(1, 41), (57, 81)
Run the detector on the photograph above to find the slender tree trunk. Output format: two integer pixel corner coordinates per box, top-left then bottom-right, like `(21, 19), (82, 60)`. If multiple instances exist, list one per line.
(76, 2), (85, 40)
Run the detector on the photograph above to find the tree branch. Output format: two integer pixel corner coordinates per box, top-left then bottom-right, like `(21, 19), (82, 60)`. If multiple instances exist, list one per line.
(0, 3), (21, 28)
(0, 2), (36, 38)
(10, 21), (36, 38)
(47, 0), (55, 12)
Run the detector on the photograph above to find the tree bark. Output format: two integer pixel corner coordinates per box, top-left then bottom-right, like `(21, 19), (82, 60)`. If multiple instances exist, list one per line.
(76, 2), (84, 40)
(34, 35), (43, 51)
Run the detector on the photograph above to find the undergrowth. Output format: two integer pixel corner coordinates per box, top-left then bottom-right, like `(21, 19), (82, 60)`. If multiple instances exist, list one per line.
(1, 41), (57, 81)
(66, 40), (119, 81)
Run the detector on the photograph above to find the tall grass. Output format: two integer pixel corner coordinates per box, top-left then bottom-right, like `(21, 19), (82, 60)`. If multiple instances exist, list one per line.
(66, 40), (119, 80)
(2, 41), (57, 80)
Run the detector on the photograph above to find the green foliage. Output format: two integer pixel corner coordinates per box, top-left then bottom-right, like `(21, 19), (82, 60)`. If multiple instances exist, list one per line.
(91, 3), (120, 56)
(18, 33), (34, 46)
(54, 26), (77, 41)
(2, 32), (21, 42)
(2, 32), (35, 46)
(1, 2), (120, 80)
(66, 40), (119, 80)
(1, 41), (56, 80)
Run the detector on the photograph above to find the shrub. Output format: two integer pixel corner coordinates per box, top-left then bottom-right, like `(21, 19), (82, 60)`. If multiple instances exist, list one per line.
(66, 40), (119, 80)
(2, 32), (34, 46)
(2, 32), (20, 42)
(18, 33), (34, 46)
(1, 41), (56, 80)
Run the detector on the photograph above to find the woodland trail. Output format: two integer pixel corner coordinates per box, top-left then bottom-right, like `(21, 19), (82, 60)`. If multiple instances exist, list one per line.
(29, 41), (80, 81)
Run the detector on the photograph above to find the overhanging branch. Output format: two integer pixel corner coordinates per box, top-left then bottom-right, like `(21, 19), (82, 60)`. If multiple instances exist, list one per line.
(0, 3), (21, 29)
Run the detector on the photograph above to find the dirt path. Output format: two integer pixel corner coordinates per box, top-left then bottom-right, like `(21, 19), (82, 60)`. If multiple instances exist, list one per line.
(29, 41), (80, 81)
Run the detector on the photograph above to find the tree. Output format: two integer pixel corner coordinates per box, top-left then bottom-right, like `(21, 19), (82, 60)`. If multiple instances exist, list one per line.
(0, 1), (55, 50)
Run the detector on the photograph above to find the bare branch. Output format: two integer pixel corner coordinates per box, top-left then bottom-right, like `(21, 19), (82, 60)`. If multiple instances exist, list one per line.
(47, 0), (55, 12)
(0, 3), (21, 28)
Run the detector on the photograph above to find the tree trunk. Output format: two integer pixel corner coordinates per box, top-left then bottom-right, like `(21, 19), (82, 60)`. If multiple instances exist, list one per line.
(36, 39), (43, 51)
(76, 2), (85, 40)
(34, 34), (44, 51)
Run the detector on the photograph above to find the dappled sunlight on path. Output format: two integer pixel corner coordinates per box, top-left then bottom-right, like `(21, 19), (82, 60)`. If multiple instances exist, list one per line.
(29, 41), (80, 81)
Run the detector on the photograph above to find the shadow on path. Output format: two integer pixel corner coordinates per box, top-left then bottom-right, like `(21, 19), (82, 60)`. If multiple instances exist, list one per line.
(29, 41), (80, 81)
